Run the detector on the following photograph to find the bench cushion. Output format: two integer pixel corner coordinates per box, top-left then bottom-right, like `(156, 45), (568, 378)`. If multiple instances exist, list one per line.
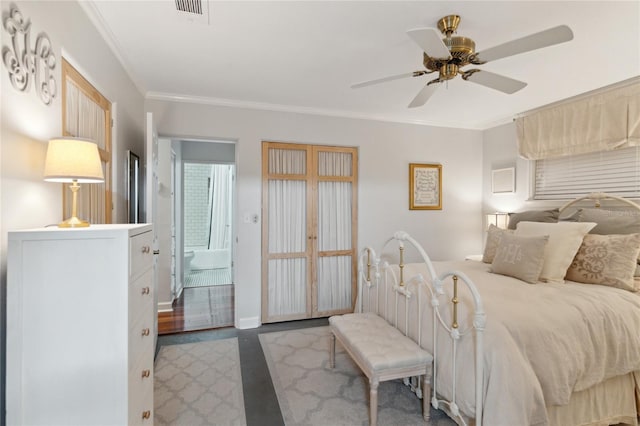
(329, 313), (433, 374)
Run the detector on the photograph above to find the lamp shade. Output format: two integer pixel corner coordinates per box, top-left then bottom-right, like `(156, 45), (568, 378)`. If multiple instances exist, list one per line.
(486, 212), (510, 229)
(44, 137), (104, 183)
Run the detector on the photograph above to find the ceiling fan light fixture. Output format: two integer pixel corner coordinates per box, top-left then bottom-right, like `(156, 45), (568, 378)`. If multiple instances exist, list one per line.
(439, 63), (459, 80)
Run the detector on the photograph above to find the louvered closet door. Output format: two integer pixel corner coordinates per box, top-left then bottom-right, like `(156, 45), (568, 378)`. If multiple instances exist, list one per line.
(262, 143), (313, 322)
(313, 146), (357, 317)
(262, 142), (358, 323)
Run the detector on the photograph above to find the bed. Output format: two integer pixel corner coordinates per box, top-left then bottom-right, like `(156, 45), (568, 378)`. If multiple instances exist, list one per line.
(358, 193), (640, 426)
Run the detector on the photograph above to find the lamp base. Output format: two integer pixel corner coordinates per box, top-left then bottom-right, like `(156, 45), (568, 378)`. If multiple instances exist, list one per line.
(58, 216), (90, 228)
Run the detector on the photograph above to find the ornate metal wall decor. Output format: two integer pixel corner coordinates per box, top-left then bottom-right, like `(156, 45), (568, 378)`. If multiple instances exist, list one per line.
(2, 5), (57, 105)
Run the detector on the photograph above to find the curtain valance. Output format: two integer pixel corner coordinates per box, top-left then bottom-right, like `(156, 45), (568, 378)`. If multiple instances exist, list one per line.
(516, 80), (640, 160)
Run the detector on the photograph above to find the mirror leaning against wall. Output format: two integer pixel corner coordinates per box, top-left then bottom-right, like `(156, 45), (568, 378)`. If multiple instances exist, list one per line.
(127, 150), (140, 224)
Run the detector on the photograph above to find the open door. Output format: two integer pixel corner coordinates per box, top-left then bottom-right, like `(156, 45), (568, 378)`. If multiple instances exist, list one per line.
(145, 112), (159, 347)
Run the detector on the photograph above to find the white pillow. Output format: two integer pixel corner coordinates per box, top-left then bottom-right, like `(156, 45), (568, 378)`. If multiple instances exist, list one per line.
(515, 221), (596, 284)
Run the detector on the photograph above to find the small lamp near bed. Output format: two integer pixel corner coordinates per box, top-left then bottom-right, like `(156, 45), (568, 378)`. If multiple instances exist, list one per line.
(44, 137), (104, 228)
(486, 212), (510, 229)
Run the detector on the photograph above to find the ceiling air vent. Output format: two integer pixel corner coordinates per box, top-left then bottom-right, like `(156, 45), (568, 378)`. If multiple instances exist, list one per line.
(175, 0), (209, 25)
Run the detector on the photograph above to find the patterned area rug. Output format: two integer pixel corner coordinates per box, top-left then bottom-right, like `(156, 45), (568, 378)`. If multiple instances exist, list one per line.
(154, 338), (246, 426)
(259, 326), (456, 426)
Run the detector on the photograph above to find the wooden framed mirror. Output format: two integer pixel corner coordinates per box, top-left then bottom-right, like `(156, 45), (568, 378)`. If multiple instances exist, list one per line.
(127, 150), (140, 223)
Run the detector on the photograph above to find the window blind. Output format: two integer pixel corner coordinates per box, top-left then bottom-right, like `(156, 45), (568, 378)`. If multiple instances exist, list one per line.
(534, 146), (640, 200)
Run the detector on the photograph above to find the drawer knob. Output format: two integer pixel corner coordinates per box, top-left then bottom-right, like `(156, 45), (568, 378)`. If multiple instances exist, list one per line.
(141, 245), (151, 254)
(141, 328), (150, 336)
(141, 286), (150, 295)
(142, 410), (151, 420)
(141, 369), (151, 378)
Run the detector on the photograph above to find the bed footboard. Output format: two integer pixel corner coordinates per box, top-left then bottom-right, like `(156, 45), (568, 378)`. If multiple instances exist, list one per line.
(361, 231), (486, 426)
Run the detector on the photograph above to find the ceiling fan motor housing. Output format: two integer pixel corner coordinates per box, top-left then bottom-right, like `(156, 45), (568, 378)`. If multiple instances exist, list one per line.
(443, 36), (476, 56)
(424, 15), (478, 80)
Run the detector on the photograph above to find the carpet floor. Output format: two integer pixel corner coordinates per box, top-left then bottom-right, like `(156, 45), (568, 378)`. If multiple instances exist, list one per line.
(154, 338), (246, 426)
(259, 326), (456, 426)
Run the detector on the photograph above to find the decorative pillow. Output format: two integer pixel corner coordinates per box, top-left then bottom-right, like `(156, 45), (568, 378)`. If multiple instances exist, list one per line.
(565, 233), (640, 292)
(515, 221), (596, 284)
(558, 209), (580, 222)
(490, 234), (549, 284)
(578, 208), (640, 235)
(482, 224), (514, 263)
(507, 208), (560, 230)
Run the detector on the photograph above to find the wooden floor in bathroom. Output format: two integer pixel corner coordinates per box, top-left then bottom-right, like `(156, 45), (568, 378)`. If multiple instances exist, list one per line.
(157, 285), (234, 334)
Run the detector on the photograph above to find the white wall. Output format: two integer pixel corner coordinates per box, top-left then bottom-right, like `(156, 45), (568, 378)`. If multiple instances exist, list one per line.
(181, 140), (236, 163)
(146, 99), (484, 329)
(482, 122), (530, 214)
(0, 1), (144, 419)
(482, 122), (562, 215)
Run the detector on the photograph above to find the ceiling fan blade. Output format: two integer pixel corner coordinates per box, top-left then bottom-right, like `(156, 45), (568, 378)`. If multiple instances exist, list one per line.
(464, 70), (527, 94)
(351, 72), (416, 89)
(475, 25), (573, 63)
(408, 83), (440, 108)
(407, 28), (451, 59)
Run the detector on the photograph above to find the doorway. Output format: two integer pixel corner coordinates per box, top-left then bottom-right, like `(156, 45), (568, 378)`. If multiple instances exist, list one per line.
(158, 139), (236, 335)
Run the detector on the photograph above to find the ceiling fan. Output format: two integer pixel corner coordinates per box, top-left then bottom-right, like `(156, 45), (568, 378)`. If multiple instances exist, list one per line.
(352, 15), (573, 108)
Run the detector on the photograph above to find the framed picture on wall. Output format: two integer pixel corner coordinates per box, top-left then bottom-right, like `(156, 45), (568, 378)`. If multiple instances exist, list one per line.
(409, 163), (442, 210)
(492, 167), (515, 194)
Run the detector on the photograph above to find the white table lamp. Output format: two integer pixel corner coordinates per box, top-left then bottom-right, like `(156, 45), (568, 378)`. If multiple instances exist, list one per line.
(44, 137), (104, 227)
(486, 212), (510, 229)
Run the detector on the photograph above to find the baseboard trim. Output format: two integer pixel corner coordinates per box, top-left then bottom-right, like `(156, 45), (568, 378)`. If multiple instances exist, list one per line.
(237, 316), (260, 329)
(157, 301), (173, 313)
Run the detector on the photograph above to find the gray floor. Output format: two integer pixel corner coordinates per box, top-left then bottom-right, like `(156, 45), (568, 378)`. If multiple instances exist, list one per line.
(156, 318), (460, 426)
(156, 318), (329, 426)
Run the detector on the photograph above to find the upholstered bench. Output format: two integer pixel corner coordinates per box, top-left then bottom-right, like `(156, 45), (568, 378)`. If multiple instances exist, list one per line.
(329, 312), (433, 426)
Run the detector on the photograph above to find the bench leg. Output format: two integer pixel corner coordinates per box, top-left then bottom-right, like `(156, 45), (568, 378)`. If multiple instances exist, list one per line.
(329, 332), (335, 368)
(369, 377), (379, 426)
(422, 368), (432, 421)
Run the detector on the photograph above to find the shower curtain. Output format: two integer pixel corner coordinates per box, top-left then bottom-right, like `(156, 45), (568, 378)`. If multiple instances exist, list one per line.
(207, 165), (232, 250)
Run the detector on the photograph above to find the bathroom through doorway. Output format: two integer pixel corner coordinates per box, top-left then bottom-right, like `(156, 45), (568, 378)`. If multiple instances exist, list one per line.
(183, 162), (234, 288)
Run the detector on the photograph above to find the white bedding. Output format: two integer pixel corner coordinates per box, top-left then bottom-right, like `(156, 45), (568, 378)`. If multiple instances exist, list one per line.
(383, 260), (640, 426)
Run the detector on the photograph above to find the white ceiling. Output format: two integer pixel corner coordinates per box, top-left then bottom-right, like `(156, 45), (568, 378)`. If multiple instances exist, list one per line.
(84, 1), (640, 130)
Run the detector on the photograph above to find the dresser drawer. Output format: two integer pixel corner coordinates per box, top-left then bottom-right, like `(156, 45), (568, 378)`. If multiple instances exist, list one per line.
(129, 308), (154, 363)
(129, 341), (153, 426)
(129, 231), (153, 280)
(128, 380), (153, 426)
(129, 269), (153, 327)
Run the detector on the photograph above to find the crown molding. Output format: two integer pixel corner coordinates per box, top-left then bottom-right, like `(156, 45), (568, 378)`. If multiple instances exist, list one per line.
(145, 91), (483, 130)
(78, 1), (146, 96)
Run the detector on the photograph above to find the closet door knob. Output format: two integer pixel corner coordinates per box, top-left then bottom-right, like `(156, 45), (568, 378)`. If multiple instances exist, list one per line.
(141, 287), (150, 295)
(141, 369), (151, 378)
(142, 410), (151, 420)
(141, 328), (150, 336)
(141, 245), (150, 254)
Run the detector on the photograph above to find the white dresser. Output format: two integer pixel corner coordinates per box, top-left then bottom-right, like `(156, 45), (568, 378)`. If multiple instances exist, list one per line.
(7, 224), (155, 426)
